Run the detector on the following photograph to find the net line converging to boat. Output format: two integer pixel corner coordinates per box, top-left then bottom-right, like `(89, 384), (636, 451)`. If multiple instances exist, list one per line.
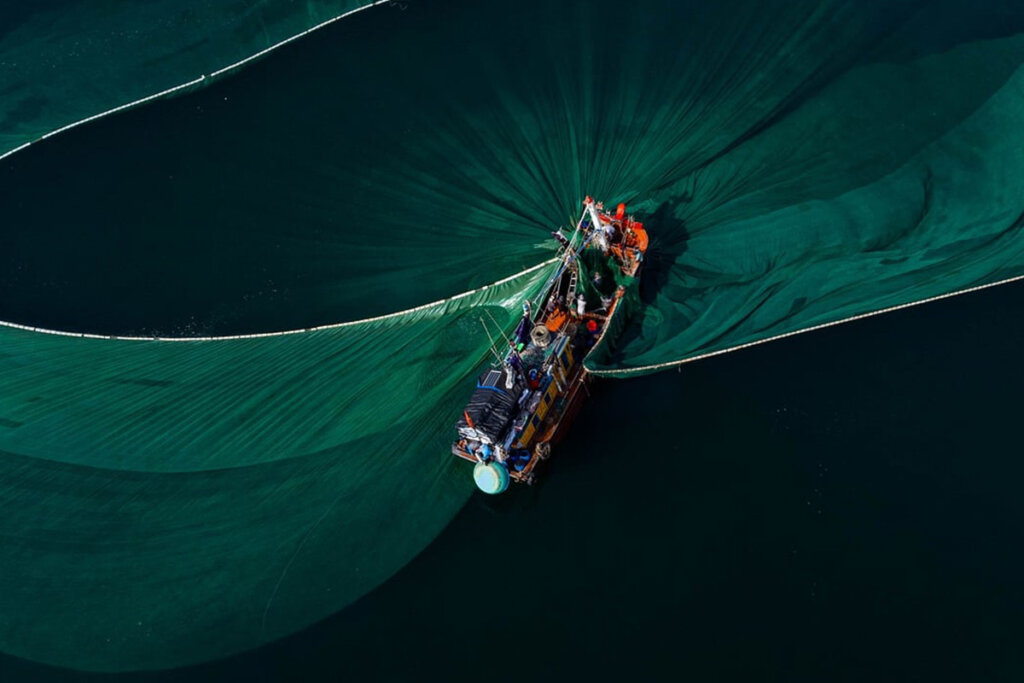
(0, 258), (558, 342)
(0, 2), (390, 165)
(587, 271), (1024, 377)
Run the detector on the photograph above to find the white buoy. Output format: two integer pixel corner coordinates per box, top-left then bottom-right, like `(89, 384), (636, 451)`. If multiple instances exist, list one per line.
(473, 461), (510, 495)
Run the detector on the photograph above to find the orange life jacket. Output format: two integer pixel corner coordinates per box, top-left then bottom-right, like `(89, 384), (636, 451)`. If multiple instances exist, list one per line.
(545, 308), (568, 332)
(630, 226), (649, 251)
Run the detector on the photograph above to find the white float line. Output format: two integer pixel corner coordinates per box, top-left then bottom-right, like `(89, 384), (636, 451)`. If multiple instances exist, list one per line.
(0, 142), (34, 161)
(0, 1), (389, 164)
(589, 272), (1024, 377)
(40, 77), (208, 141)
(0, 258), (558, 342)
(207, 1), (391, 78)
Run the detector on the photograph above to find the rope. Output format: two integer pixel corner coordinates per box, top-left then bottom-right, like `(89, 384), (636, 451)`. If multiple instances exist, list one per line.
(0, 258), (558, 342)
(0, 2), (390, 164)
(589, 272), (1024, 376)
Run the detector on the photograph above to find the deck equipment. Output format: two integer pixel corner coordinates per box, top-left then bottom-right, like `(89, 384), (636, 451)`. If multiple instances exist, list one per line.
(452, 197), (648, 493)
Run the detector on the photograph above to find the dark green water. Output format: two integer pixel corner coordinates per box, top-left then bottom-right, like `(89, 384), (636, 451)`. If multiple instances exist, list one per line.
(3, 279), (1023, 681)
(6, 0), (1024, 350)
(3, 0), (1024, 678)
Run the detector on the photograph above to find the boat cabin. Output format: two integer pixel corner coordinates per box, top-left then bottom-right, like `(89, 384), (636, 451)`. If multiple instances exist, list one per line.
(452, 197), (648, 493)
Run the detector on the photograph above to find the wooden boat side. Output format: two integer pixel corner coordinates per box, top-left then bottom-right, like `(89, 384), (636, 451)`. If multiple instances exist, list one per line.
(452, 198), (646, 491)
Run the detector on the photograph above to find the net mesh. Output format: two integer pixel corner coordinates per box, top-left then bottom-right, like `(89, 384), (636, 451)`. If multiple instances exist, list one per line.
(0, 264), (548, 671)
(0, 1), (382, 160)
(3, 0), (1024, 672)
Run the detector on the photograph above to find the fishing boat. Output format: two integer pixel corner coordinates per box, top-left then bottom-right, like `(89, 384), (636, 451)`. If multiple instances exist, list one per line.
(451, 197), (649, 494)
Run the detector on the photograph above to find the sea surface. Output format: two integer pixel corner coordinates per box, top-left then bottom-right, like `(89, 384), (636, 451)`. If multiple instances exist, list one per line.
(2, 274), (1023, 682)
(2, 0), (1024, 680)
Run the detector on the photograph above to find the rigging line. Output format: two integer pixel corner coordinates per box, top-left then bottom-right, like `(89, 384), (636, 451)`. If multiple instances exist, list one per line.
(478, 318), (506, 365)
(483, 308), (515, 350)
(0, 258), (559, 342)
(260, 486), (346, 636)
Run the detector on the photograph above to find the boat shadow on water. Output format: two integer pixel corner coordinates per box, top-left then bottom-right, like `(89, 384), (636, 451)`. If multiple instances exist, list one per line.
(638, 198), (690, 304)
(596, 197), (690, 366)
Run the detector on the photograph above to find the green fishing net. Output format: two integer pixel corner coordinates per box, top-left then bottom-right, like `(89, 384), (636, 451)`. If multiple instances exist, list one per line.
(0, 1), (381, 159)
(3, 0), (1024, 672)
(0, 264), (549, 671)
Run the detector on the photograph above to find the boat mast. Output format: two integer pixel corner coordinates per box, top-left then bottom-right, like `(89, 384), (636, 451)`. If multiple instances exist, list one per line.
(584, 197), (606, 235)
